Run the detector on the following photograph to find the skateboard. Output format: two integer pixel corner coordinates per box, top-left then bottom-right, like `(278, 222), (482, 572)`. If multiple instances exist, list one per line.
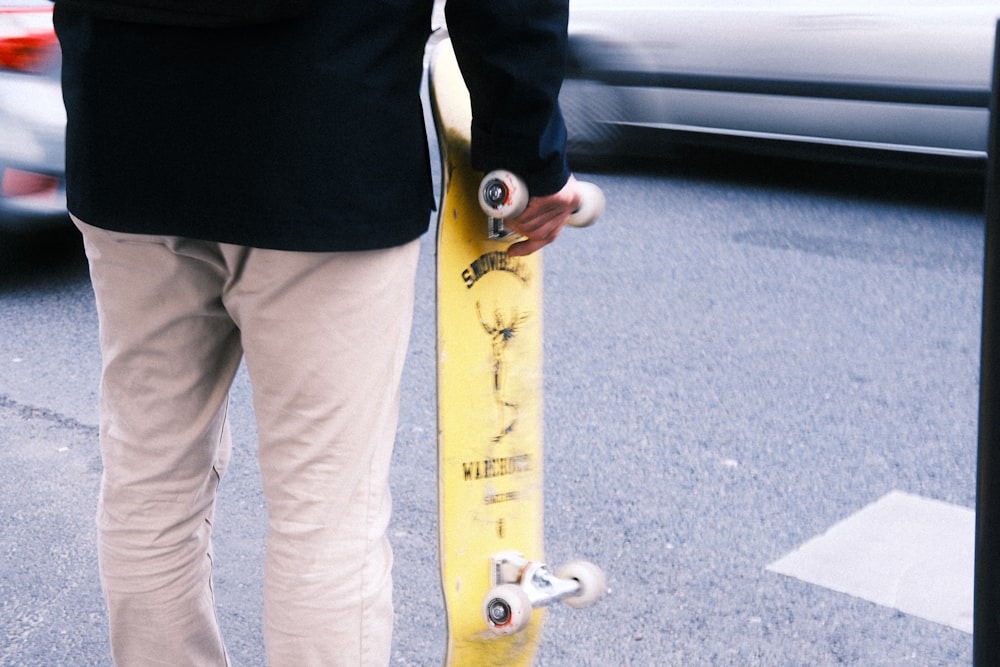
(429, 38), (607, 666)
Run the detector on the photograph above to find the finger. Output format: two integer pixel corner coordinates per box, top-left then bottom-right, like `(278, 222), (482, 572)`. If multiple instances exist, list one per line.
(507, 237), (546, 257)
(507, 210), (560, 237)
(506, 217), (564, 257)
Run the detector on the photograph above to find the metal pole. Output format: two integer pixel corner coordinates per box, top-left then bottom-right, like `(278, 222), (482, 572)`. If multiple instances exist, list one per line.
(974, 20), (1000, 666)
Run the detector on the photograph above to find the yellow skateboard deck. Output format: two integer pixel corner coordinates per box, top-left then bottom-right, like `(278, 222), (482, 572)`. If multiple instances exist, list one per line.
(431, 39), (547, 666)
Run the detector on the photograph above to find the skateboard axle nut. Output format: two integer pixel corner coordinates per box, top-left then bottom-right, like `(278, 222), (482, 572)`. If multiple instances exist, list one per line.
(483, 180), (509, 208)
(486, 598), (512, 625)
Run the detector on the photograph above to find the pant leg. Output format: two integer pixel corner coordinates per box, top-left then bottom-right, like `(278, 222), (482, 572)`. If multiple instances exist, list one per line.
(76, 218), (241, 667)
(221, 240), (421, 667)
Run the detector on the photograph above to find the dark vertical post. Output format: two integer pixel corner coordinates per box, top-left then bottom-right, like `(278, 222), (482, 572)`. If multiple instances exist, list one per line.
(975, 20), (1000, 666)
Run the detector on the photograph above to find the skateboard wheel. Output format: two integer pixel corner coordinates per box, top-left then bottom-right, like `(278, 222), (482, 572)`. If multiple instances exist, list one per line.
(483, 583), (532, 635)
(479, 170), (529, 220)
(567, 181), (605, 228)
(556, 560), (608, 609)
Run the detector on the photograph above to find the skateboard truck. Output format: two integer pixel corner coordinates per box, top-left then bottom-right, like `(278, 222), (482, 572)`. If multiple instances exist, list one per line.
(479, 170), (606, 241)
(480, 171), (528, 240)
(482, 550), (607, 635)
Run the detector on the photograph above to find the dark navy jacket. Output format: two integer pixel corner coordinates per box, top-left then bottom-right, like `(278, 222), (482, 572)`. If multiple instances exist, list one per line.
(53, 0), (571, 251)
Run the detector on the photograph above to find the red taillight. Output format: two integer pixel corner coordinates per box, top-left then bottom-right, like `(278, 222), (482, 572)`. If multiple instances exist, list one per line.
(0, 32), (56, 72)
(0, 8), (57, 74)
(2, 167), (59, 197)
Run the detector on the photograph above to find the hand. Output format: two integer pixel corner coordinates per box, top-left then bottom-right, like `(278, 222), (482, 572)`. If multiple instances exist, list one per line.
(504, 176), (581, 257)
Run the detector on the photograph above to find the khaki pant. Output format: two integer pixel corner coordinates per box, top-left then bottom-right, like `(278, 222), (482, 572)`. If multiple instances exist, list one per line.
(75, 218), (420, 666)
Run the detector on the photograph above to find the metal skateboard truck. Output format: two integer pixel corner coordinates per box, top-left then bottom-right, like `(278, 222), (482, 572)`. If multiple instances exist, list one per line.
(483, 551), (607, 635)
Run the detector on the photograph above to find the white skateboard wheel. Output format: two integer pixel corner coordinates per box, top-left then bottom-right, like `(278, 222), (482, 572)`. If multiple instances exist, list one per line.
(479, 170), (529, 220)
(556, 560), (608, 609)
(567, 181), (605, 228)
(483, 583), (532, 635)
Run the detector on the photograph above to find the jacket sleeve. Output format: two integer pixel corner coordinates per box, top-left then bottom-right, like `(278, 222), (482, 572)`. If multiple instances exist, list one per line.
(444, 0), (571, 197)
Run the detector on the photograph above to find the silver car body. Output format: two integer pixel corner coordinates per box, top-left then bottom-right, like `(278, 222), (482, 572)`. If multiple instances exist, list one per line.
(562, 0), (1000, 169)
(0, 1), (65, 228)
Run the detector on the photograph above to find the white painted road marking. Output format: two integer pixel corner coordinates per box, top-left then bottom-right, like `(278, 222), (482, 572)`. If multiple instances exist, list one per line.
(767, 490), (974, 633)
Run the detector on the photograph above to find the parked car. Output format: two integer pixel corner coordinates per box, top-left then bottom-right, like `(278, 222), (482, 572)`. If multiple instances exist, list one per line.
(0, 0), (65, 229)
(560, 0), (1000, 171)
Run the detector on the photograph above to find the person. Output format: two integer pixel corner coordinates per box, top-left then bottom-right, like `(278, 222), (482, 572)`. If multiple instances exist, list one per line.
(53, 0), (581, 664)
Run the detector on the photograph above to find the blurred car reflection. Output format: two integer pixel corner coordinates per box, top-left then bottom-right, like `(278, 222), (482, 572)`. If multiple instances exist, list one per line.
(0, 0), (65, 228)
(561, 0), (1000, 171)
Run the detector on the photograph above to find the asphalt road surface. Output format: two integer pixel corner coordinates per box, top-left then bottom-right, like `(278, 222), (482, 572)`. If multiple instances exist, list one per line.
(0, 144), (985, 665)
